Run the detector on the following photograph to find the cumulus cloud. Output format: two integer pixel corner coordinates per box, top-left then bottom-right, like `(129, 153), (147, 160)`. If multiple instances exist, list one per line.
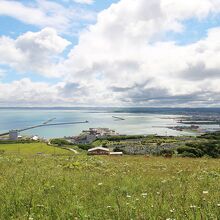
(59, 0), (220, 106)
(0, 28), (71, 77)
(1, 0), (220, 106)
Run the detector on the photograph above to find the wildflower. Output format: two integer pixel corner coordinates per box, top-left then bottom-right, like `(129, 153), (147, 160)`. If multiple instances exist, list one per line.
(166, 218), (176, 220)
(126, 195), (131, 198)
(202, 191), (208, 194)
(190, 205), (196, 209)
(51, 185), (55, 188)
(29, 218), (34, 220)
(141, 193), (148, 197)
(136, 198), (139, 201)
(170, 209), (175, 213)
(161, 180), (167, 183)
(156, 192), (160, 195)
(217, 204), (220, 207)
(98, 183), (103, 186)
(107, 206), (111, 208)
(142, 194), (147, 199)
(151, 205), (154, 208)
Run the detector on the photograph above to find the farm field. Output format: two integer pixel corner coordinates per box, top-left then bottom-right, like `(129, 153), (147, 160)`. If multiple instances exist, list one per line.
(0, 145), (219, 219)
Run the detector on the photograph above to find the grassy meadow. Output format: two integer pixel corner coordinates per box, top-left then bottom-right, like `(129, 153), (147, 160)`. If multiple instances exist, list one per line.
(0, 143), (219, 219)
(0, 143), (72, 155)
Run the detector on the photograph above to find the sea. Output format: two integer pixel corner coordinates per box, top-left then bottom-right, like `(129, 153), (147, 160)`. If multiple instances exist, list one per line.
(0, 107), (220, 139)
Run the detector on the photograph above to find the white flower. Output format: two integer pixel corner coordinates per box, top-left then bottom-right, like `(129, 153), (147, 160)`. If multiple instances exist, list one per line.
(126, 195), (131, 198)
(190, 205), (196, 209)
(141, 193), (148, 197)
(98, 183), (103, 186)
(217, 204), (220, 207)
(202, 191), (208, 194)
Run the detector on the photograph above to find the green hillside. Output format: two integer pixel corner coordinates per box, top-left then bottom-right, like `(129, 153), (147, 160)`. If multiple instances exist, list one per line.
(0, 143), (71, 155)
(0, 153), (219, 219)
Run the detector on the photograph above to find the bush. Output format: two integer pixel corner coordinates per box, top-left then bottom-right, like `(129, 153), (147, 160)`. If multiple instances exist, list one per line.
(181, 152), (197, 158)
(103, 135), (145, 141)
(157, 149), (174, 158)
(50, 139), (71, 146)
(185, 141), (220, 158)
(0, 140), (37, 144)
(160, 149), (174, 156)
(77, 144), (92, 151)
(176, 146), (204, 157)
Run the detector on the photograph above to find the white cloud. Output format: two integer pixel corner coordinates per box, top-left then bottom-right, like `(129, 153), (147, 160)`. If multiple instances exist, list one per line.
(1, 0), (220, 106)
(0, 0), (95, 32)
(60, 0), (220, 106)
(0, 78), (60, 106)
(0, 28), (71, 77)
(73, 0), (94, 5)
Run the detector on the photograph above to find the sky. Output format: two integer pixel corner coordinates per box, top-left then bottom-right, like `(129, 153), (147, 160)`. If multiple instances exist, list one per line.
(0, 0), (220, 107)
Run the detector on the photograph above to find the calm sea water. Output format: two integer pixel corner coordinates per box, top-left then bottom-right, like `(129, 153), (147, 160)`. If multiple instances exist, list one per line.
(0, 108), (219, 138)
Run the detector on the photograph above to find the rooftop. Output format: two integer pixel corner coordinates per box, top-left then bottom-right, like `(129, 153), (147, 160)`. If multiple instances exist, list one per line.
(88, 147), (110, 152)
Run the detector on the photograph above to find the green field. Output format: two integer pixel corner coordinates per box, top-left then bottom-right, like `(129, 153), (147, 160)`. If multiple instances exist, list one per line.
(0, 144), (219, 219)
(0, 143), (72, 155)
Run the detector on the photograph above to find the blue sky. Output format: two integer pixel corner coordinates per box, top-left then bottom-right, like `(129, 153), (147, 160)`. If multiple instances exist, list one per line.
(0, 0), (220, 107)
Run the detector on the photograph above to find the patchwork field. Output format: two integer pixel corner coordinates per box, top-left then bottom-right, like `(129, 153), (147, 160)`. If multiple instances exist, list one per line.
(0, 144), (219, 219)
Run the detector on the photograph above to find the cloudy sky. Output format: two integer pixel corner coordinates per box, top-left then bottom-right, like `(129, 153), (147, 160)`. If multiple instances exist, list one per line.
(0, 0), (220, 107)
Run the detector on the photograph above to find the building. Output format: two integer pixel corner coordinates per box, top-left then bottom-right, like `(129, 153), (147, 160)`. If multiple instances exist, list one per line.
(83, 128), (118, 137)
(88, 147), (110, 155)
(66, 128), (119, 144)
(9, 130), (18, 140)
(31, 135), (39, 141)
(110, 152), (123, 156)
(71, 134), (97, 144)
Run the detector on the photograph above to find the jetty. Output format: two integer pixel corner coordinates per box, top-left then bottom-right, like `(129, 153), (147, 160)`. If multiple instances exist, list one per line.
(0, 120), (89, 137)
(112, 116), (125, 121)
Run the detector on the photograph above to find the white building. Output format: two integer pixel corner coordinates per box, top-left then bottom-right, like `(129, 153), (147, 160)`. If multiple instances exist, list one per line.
(88, 147), (110, 155)
(32, 135), (39, 141)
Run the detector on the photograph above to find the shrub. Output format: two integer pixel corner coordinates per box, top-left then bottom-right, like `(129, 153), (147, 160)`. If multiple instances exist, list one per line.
(50, 139), (71, 146)
(0, 139), (37, 144)
(176, 146), (204, 157)
(77, 144), (92, 151)
(103, 135), (145, 141)
(181, 152), (197, 158)
(160, 149), (174, 157)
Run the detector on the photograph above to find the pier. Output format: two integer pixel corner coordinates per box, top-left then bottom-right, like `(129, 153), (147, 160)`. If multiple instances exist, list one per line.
(0, 120), (89, 137)
(112, 116), (125, 120)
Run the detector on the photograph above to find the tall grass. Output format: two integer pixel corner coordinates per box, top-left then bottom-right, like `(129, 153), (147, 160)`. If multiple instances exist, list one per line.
(0, 152), (219, 219)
